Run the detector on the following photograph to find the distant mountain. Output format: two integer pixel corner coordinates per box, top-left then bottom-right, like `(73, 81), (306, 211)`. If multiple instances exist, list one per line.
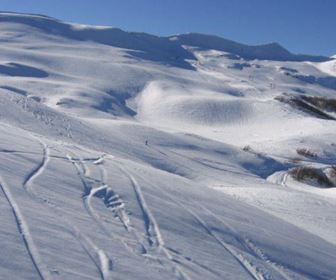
(171, 33), (331, 62)
(0, 11), (331, 63)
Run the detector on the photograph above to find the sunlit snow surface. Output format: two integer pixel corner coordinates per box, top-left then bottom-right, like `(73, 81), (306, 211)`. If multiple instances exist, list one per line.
(0, 13), (336, 280)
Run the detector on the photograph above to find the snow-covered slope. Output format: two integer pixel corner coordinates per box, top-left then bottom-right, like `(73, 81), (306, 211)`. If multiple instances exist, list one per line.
(0, 12), (336, 280)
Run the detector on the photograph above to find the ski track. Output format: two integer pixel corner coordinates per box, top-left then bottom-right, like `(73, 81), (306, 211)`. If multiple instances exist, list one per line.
(11, 135), (113, 279)
(73, 154), (155, 256)
(97, 159), (150, 255)
(138, 168), (290, 280)
(80, 155), (148, 255)
(4, 136), (291, 280)
(9, 135), (291, 280)
(174, 202), (265, 280)
(114, 163), (190, 280)
(243, 239), (292, 280)
(89, 184), (132, 232)
(32, 167), (113, 278)
(66, 153), (136, 253)
(67, 154), (115, 233)
(134, 172), (269, 280)
(1, 142), (278, 279)
(94, 158), (133, 232)
(200, 206), (291, 280)
(0, 135), (53, 279)
(35, 187), (114, 280)
(73, 226), (113, 280)
(166, 247), (222, 278)
(0, 177), (52, 280)
(23, 136), (50, 194)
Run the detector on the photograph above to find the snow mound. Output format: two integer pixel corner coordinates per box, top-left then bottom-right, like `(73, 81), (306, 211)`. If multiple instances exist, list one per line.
(136, 81), (294, 129)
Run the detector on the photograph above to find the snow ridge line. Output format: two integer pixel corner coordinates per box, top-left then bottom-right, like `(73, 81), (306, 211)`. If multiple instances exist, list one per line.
(0, 177), (52, 280)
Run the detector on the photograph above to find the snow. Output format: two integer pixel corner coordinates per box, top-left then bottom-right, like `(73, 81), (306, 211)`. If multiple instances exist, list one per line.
(0, 12), (336, 279)
(310, 59), (336, 77)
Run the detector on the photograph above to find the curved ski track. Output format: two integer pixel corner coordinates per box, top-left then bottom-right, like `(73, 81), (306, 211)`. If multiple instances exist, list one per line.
(2, 135), (113, 279)
(0, 177), (51, 280)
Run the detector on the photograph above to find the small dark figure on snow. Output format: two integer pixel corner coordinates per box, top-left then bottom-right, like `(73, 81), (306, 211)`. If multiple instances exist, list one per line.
(145, 140), (148, 146)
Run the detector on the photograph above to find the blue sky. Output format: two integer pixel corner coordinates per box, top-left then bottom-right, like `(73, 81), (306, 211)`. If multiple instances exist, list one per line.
(1, 0), (335, 56)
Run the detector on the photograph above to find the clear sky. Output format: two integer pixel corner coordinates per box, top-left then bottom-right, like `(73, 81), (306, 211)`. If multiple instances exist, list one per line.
(1, 0), (335, 56)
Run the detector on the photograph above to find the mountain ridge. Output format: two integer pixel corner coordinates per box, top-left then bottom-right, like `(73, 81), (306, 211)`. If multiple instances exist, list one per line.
(0, 11), (331, 63)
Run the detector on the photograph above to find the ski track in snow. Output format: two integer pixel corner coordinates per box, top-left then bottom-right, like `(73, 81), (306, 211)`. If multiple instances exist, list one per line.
(0, 177), (52, 280)
(96, 164), (149, 255)
(94, 159), (133, 233)
(13, 136), (114, 279)
(66, 154), (130, 245)
(0, 137), (305, 280)
(66, 152), (156, 263)
(0, 135), (54, 279)
(200, 206), (291, 280)
(23, 136), (50, 194)
(173, 202), (265, 280)
(138, 145), (292, 280)
(157, 172), (291, 280)
(68, 152), (189, 279)
(243, 239), (291, 280)
(134, 172), (272, 280)
(135, 166), (292, 280)
(2, 139), (289, 279)
(73, 153), (189, 278)
(113, 163), (190, 280)
(165, 247), (222, 278)
(72, 226), (113, 280)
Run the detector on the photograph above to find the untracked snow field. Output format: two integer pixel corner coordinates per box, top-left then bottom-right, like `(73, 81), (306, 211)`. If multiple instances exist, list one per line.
(0, 12), (336, 280)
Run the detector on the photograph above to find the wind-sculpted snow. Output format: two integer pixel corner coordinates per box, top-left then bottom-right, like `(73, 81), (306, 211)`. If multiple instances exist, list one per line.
(0, 12), (336, 280)
(0, 62), (48, 78)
